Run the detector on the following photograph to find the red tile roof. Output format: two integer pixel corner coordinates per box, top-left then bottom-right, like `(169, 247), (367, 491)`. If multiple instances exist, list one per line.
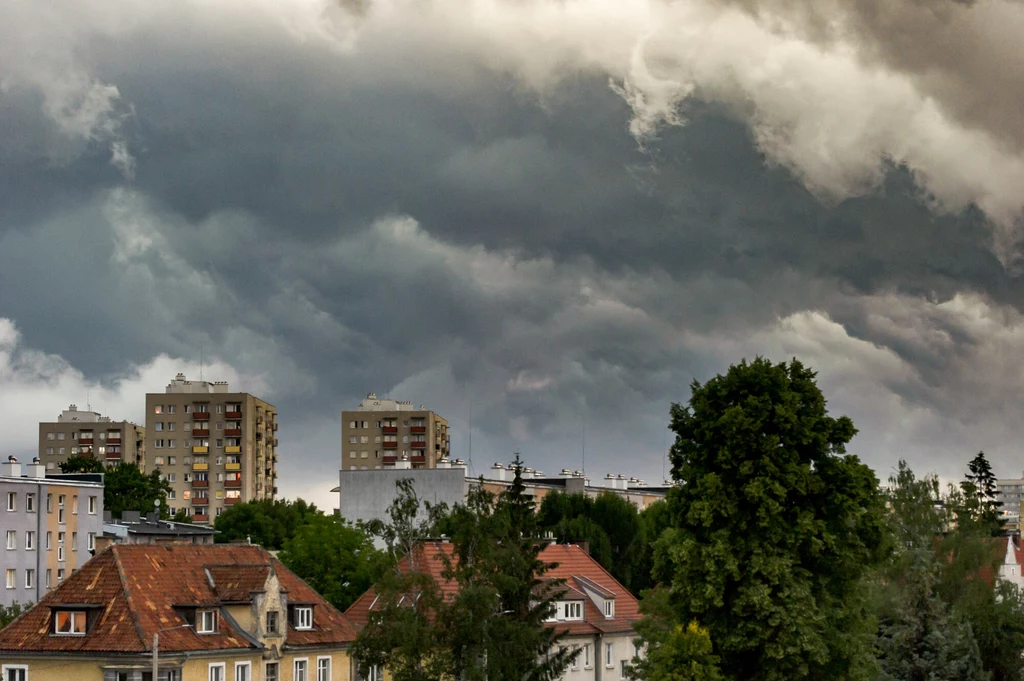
(0, 543), (358, 655)
(345, 543), (641, 636)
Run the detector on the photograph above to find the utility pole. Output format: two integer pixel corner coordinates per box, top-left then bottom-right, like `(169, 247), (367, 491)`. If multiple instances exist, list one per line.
(153, 623), (193, 680)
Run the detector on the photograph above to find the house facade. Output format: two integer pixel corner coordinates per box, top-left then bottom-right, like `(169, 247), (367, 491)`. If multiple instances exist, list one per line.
(345, 542), (642, 681)
(0, 543), (358, 681)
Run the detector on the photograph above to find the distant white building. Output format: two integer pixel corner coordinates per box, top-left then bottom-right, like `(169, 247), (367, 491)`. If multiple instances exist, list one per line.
(1000, 536), (1024, 590)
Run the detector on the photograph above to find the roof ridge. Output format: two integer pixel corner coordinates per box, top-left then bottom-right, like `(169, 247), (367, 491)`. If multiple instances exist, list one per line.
(559, 544), (635, 599)
(111, 543), (150, 651)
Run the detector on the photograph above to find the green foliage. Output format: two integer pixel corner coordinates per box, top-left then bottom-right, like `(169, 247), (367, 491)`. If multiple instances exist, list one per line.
(0, 602), (26, 630)
(213, 498), (324, 549)
(629, 500), (672, 595)
(278, 515), (388, 612)
(655, 357), (889, 681)
(959, 451), (1004, 536)
(171, 508), (193, 524)
(353, 460), (576, 681)
(630, 588), (723, 681)
(104, 462), (173, 519)
(58, 455), (105, 474)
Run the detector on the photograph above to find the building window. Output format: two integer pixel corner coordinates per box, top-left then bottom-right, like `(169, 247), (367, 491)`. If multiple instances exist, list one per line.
(54, 610), (87, 635)
(6, 530), (14, 550)
(58, 447), (65, 455)
(266, 610), (278, 634)
(88, 496), (97, 514)
(621, 660), (629, 679)
(155, 422), (164, 431)
(155, 440), (164, 449)
(26, 494), (35, 513)
(58, 432), (65, 440)
(208, 663), (225, 681)
(168, 440), (176, 448)
(294, 606), (313, 630)
(88, 533), (95, 552)
(2, 668), (27, 681)
(47, 447), (54, 455)
(234, 662), (250, 681)
(168, 457), (176, 465)
(58, 507), (65, 524)
(265, 663), (279, 681)
(47, 432), (55, 440)
(72, 495), (78, 514)
(46, 532), (52, 550)
(604, 600), (614, 618)
(606, 643), (614, 668)
(155, 456), (165, 466)
(57, 568), (65, 582)
(72, 532), (78, 550)
(155, 405), (163, 414)
(294, 660), (308, 681)
(6, 492), (15, 512)
(565, 601), (583, 619)
(198, 609), (218, 634)
(317, 657), (331, 681)
(168, 422), (176, 432)
(4, 569), (14, 589)
(168, 473), (176, 483)
(25, 531), (34, 550)
(46, 568), (52, 588)
(167, 404), (176, 414)
(25, 569), (34, 589)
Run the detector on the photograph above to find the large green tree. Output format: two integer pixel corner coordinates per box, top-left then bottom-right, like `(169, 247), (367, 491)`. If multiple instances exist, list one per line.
(653, 358), (889, 681)
(213, 498), (324, 549)
(103, 462), (173, 519)
(278, 514), (387, 611)
(58, 455), (105, 474)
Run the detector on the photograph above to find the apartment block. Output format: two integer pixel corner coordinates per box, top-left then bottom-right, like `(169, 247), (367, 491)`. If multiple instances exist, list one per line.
(342, 393), (450, 470)
(145, 373), (278, 525)
(0, 456), (104, 609)
(38, 404), (145, 472)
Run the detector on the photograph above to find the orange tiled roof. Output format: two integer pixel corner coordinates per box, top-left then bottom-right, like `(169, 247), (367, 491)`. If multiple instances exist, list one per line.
(0, 543), (358, 655)
(345, 542), (641, 636)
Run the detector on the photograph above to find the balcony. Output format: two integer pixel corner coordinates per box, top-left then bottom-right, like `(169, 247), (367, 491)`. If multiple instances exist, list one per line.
(225, 410), (242, 420)
(411, 441), (426, 450)
(383, 442), (398, 450)
(256, 432), (263, 441)
(225, 446), (241, 454)
(411, 455), (426, 464)
(192, 446), (208, 454)
(225, 497), (241, 506)
(105, 453), (121, 461)
(192, 411), (211, 420)
(272, 487), (278, 495)
(226, 462), (241, 471)
(382, 426), (398, 434)
(272, 423), (278, 432)
(79, 449), (94, 457)
(410, 426), (426, 434)
(192, 479), (209, 488)
(193, 514), (210, 522)
(106, 438), (121, 446)
(273, 438), (279, 447)
(225, 429), (242, 437)
(224, 478), (241, 488)
(79, 437), (94, 445)
(192, 462), (209, 471)
(383, 455), (397, 464)
(192, 429), (210, 437)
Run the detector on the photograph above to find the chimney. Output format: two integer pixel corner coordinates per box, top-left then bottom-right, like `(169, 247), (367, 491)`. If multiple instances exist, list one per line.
(436, 458), (450, 469)
(122, 510), (141, 523)
(26, 457), (46, 479)
(395, 456), (412, 470)
(492, 463), (506, 482)
(1, 456), (21, 478)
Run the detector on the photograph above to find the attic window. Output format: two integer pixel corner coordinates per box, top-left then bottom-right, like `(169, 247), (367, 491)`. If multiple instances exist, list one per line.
(565, 601), (583, 620)
(604, 600), (614, 618)
(53, 610), (87, 635)
(294, 606), (313, 630)
(197, 609), (219, 634)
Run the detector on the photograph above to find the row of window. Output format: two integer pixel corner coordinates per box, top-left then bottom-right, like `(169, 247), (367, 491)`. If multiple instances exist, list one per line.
(350, 435), (432, 444)
(154, 404), (244, 414)
(162, 471), (242, 483)
(154, 421), (240, 431)
(348, 420), (426, 429)
(172, 490), (242, 500)
(560, 641), (636, 675)
(5, 566), (68, 590)
(5, 529), (96, 554)
(45, 431), (121, 441)
(153, 439), (239, 449)
(205, 658), (332, 681)
(7, 492), (97, 515)
(44, 446), (119, 456)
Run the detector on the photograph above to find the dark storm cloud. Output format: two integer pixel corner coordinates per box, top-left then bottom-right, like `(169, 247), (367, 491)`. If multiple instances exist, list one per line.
(3, 0), (1024, 501)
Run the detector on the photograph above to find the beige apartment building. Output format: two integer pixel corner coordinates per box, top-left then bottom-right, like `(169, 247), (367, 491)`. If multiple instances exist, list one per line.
(342, 393), (450, 470)
(38, 404), (145, 472)
(145, 373), (278, 524)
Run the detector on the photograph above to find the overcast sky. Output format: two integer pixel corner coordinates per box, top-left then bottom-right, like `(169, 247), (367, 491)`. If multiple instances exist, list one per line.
(3, 0), (1024, 509)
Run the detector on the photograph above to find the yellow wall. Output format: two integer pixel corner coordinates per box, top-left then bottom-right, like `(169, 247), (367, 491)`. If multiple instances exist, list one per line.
(5, 649), (352, 681)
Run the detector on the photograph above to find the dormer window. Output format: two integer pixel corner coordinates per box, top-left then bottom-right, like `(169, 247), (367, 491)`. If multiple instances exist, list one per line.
(604, 600), (614, 618)
(293, 606), (313, 630)
(197, 609), (219, 634)
(565, 601), (583, 620)
(54, 610), (87, 635)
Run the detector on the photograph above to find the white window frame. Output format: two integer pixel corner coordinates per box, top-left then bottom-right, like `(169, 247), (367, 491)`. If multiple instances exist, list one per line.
(25, 531), (34, 551)
(606, 642), (614, 668)
(584, 643), (592, 668)
(6, 530), (15, 550)
(208, 662), (226, 681)
(295, 606), (313, 630)
(197, 609), (218, 634)
(604, 600), (614, 618)
(316, 656), (331, 681)
(570, 645), (580, 670)
(26, 493), (35, 513)
(5, 569), (14, 589)
(88, 496), (97, 514)
(53, 610), (87, 635)
(294, 658), (309, 681)
(6, 492), (15, 512)
(88, 533), (95, 552)
(25, 569), (34, 589)
(234, 661), (251, 681)
(1, 665), (29, 681)
(264, 662), (279, 681)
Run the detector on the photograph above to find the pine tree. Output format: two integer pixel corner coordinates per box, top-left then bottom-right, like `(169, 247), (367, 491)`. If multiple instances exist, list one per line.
(961, 451), (1003, 535)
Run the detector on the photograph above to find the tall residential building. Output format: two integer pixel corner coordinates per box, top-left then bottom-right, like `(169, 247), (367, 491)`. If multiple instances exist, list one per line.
(145, 373), (278, 525)
(342, 394), (450, 470)
(0, 456), (104, 608)
(38, 404), (145, 472)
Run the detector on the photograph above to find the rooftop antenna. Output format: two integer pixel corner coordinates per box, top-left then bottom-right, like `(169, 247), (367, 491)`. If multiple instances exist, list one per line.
(86, 389), (91, 413)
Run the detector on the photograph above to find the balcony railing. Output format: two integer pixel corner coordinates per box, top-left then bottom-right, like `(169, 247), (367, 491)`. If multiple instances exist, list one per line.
(106, 438), (121, 445)
(192, 479), (209, 488)
(192, 462), (209, 471)
(383, 442), (398, 450)
(192, 429), (210, 437)
(79, 437), (94, 444)
(272, 423), (278, 432)
(192, 446), (208, 454)
(411, 455), (426, 463)
(225, 446), (241, 454)
(193, 513), (209, 522)
(226, 462), (241, 471)
(382, 426), (398, 434)
(273, 438), (278, 447)
(192, 412), (211, 420)
(225, 410), (242, 419)
(225, 497), (241, 505)
(411, 441), (427, 449)
(383, 455), (397, 464)
(224, 479), (241, 488)
(225, 429), (242, 437)
(105, 453), (121, 461)
(410, 426), (426, 434)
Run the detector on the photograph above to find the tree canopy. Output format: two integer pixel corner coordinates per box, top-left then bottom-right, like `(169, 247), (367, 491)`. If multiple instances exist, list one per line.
(58, 455), (105, 474)
(103, 462), (174, 519)
(213, 498), (324, 549)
